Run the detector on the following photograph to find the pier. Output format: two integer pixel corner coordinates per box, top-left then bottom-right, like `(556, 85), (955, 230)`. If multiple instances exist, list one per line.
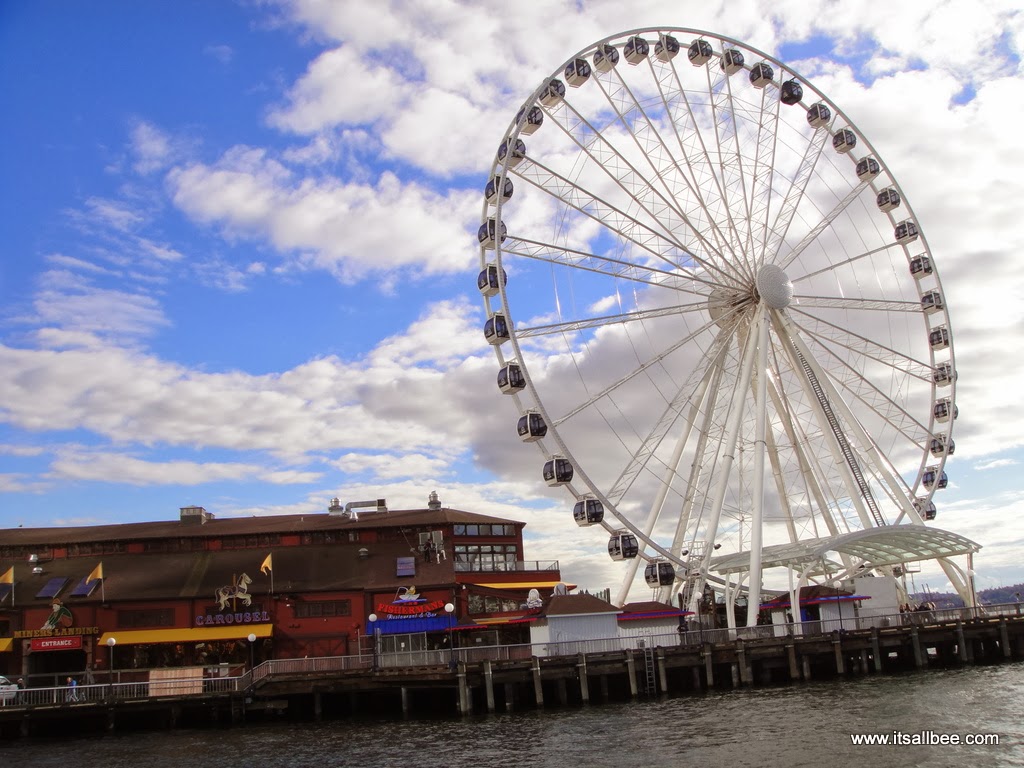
(2, 603), (1023, 738)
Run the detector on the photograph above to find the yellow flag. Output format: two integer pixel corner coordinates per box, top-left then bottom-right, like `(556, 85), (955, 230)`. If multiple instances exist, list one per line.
(0, 566), (12, 585)
(87, 562), (104, 583)
(260, 554), (273, 574)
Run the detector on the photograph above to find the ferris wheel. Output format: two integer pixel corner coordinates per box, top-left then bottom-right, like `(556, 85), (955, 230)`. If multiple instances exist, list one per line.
(477, 28), (960, 619)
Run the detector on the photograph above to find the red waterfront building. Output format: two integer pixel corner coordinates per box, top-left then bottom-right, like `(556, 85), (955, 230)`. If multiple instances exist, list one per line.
(0, 493), (564, 683)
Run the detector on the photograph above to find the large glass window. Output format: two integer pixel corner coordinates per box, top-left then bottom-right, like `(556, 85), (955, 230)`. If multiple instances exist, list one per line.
(453, 544), (518, 571)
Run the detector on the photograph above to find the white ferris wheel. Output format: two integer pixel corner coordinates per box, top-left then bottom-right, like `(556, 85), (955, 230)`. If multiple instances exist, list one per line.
(477, 28), (972, 623)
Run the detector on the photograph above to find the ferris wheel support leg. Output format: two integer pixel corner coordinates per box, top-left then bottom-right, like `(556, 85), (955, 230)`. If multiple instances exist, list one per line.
(696, 311), (763, 597)
(746, 306), (770, 627)
(615, 352), (721, 607)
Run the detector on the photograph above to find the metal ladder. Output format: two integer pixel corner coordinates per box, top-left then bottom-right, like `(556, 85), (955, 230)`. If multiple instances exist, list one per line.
(794, 348), (886, 527)
(642, 644), (657, 695)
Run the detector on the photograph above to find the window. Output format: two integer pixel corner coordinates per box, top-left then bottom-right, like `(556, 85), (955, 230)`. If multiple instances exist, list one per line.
(453, 524), (515, 537)
(453, 544), (518, 571)
(293, 600), (351, 618)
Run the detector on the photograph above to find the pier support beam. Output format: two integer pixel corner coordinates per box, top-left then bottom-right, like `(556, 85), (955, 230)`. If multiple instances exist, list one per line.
(577, 654), (590, 705)
(657, 649), (668, 694)
(483, 660), (495, 713)
(833, 636), (845, 675)
(801, 656), (812, 681)
(400, 686), (410, 717)
(956, 621), (969, 663)
(736, 640), (752, 685)
(313, 691), (322, 722)
(999, 619), (1012, 659)
(870, 628), (883, 672)
(532, 657), (544, 708)
(626, 651), (639, 698)
(457, 664), (471, 715)
(786, 643), (800, 681)
(704, 647), (715, 688)
(911, 627), (924, 668)
(504, 682), (515, 712)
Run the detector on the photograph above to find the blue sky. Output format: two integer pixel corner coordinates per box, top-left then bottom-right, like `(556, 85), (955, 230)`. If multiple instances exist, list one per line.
(2, 0), (1023, 599)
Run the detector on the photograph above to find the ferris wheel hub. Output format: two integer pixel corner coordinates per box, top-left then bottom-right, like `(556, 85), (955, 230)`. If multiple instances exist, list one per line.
(756, 263), (794, 309)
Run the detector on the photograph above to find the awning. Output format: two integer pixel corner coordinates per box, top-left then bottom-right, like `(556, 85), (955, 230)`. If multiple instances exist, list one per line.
(98, 623), (273, 646)
(470, 581), (577, 590)
(0, 638), (12, 653)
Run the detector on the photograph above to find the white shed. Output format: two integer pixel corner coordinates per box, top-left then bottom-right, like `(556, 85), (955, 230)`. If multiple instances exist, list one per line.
(529, 593), (621, 656)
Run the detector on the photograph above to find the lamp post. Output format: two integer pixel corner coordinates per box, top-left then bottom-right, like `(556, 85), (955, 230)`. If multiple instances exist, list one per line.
(106, 637), (116, 699)
(247, 633), (257, 671)
(368, 613), (380, 671)
(444, 602), (456, 671)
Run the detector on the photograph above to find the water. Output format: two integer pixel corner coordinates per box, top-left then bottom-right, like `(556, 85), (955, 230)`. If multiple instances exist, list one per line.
(3, 665), (1022, 767)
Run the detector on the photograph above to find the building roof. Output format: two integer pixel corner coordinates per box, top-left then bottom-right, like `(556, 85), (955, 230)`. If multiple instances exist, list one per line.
(540, 593), (621, 618)
(0, 506), (522, 547)
(617, 600), (691, 621)
(0, 537), (453, 605)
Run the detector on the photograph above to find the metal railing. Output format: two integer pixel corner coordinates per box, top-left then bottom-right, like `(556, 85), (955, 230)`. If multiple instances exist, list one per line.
(3, 602), (1020, 712)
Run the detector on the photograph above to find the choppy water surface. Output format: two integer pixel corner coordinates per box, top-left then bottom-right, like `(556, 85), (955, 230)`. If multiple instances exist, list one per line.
(3, 665), (1023, 767)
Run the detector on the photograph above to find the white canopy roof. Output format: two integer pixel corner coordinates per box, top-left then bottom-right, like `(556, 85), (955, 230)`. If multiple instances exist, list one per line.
(710, 525), (981, 576)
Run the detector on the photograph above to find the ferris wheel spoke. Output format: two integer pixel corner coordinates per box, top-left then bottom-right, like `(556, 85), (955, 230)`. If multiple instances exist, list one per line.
(791, 295), (921, 313)
(763, 120), (831, 263)
(514, 300), (714, 339)
(590, 61), (744, 276)
(779, 316), (921, 524)
(549, 309), (739, 426)
(512, 157), (709, 279)
(745, 85), (782, 273)
(772, 311), (888, 529)
(604, 326), (733, 506)
(776, 177), (871, 272)
(792, 319), (932, 440)
(790, 242), (906, 285)
(787, 308), (935, 378)
(501, 235), (728, 298)
(709, 67), (758, 282)
(541, 97), (739, 285)
(649, 55), (750, 276)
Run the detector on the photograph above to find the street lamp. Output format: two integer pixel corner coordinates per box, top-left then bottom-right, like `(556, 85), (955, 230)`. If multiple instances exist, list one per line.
(368, 613), (380, 671)
(444, 602), (456, 671)
(106, 637), (116, 699)
(247, 633), (257, 670)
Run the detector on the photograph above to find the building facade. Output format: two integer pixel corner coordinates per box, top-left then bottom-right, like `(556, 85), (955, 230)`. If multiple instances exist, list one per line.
(0, 493), (562, 684)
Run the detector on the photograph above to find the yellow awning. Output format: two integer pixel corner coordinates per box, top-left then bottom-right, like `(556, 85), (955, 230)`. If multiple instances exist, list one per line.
(471, 581), (577, 590)
(0, 638), (12, 653)
(98, 623), (273, 646)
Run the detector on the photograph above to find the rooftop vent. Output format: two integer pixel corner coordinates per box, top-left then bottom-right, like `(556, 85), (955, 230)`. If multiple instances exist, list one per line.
(327, 497), (344, 515)
(342, 499), (387, 521)
(428, 491), (442, 510)
(180, 506), (214, 525)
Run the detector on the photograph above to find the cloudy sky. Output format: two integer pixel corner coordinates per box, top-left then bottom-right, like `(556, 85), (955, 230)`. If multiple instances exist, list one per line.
(1, 0), (1022, 600)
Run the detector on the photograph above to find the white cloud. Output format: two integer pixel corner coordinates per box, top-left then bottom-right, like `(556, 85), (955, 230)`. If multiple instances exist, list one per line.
(169, 151), (478, 280)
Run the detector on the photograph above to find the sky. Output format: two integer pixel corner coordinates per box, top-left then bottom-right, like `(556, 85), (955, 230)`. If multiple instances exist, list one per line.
(1, 0), (1023, 601)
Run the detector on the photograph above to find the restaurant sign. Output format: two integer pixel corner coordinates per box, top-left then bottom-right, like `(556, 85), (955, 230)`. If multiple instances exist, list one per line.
(15, 626), (99, 639)
(195, 610), (271, 627)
